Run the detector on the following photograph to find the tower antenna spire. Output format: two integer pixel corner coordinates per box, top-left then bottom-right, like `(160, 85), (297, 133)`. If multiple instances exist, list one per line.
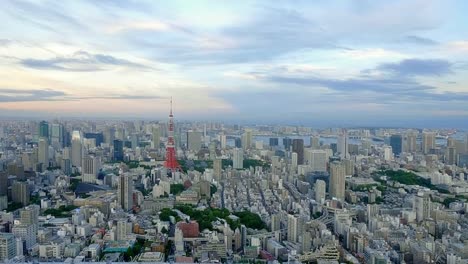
(170, 97), (173, 116)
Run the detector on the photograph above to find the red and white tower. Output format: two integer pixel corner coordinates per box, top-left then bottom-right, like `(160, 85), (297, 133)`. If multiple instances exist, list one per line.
(164, 98), (181, 172)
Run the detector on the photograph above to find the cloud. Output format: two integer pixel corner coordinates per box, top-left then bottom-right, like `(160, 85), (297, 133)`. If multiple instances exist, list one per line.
(377, 59), (453, 76)
(20, 51), (149, 71)
(404, 35), (438, 45)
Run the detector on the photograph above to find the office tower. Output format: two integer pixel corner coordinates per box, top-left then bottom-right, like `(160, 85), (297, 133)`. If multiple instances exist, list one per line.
(187, 130), (203, 152)
(104, 127), (115, 144)
(271, 214), (281, 232)
(404, 131), (417, 153)
(38, 137), (49, 169)
(116, 219), (128, 241)
(38, 120), (49, 139)
(337, 130), (350, 159)
(310, 136), (320, 149)
(113, 139), (124, 162)
(84, 132), (104, 147)
(315, 179), (326, 204)
(12, 224), (36, 250)
(390, 135), (403, 156)
(291, 152), (298, 172)
(0, 233), (16, 262)
(446, 147), (457, 165)
(50, 123), (64, 148)
(447, 137), (456, 148)
(305, 149), (328, 172)
(220, 134), (227, 149)
(71, 131), (82, 167)
(292, 139), (304, 165)
(287, 214), (304, 243)
(12, 181), (29, 206)
(329, 161), (346, 201)
(164, 98), (181, 172)
(415, 193), (432, 222)
(269, 138), (279, 147)
(82, 155), (101, 183)
(283, 137), (292, 151)
(118, 173), (133, 211)
(130, 133), (139, 150)
(383, 146), (393, 161)
(342, 159), (354, 176)
(20, 206), (39, 226)
(152, 125), (161, 148)
(213, 159), (222, 181)
(234, 138), (242, 148)
(241, 129), (253, 150)
(0, 172), (7, 197)
(422, 132), (436, 154)
(233, 148), (244, 169)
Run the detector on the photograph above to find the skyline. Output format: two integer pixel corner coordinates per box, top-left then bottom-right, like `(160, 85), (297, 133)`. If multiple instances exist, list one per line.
(1, 1), (468, 127)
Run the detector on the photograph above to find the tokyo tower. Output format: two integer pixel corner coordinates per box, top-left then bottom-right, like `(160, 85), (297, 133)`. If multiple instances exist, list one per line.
(164, 98), (181, 172)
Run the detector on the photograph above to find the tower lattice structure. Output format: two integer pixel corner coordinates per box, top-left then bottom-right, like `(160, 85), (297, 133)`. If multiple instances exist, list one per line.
(164, 98), (182, 172)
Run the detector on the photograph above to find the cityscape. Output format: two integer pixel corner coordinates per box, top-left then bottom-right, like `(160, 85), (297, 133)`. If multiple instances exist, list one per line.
(1, 1), (468, 264)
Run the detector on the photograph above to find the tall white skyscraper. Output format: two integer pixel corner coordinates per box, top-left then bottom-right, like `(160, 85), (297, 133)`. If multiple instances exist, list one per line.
(422, 132), (436, 154)
(118, 171), (133, 211)
(71, 131), (83, 168)
(241, 129), (253, 150)
(330, 161), (346, 201)
(337, 130), (350, 159)
(220, 134), (227, 149)
(152, 125), (161, 148)
(305, 149), (328, 172)
(233, 148), (244, 169)
(315, 179), (326, 204)
(38, 137), (49, 169)
(415, 193), (432, 222)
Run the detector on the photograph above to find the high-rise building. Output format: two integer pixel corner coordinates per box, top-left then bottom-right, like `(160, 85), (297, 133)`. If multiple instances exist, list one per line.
(292, 139), (304, 165)
(220, 134), (227, 149)
(84, 132), (104, 147)
(241, 130), (253, 150)
(213, 159), (222, 181)
(113, 139), (124, 161)
(337, 130), (350, 159)
(329, 161), (346, 201)
(415, 193), (432, 222)
(0, 172), (7, 197)
(116, 219), (128, 241)
(38, 137), (49, 169)
(82, 155), (101, 183)
(187, 131), (203, 152)
(152, 125), (161, 148)
(404, 131), (417, 153)
(422, 132), (436, 154)
(390, 135), (403, 156)
(287, 214), (298, 243)
(271, 214), (281, 232)
(315, 179), (326, 204)
(20, 205), (39, 226)
(12, 181), (29, 206)
(50, 123), (64, 148)
(291, 152), (298, 170)
(446, 147), (457, 165)
(0, 233), (16, 262)
(283, 137), (292, 151)
(71, 131), (82, 167)
(269, 138), (279, 147)
(12, 224), (36, 250)
(310, 136), (320, 149)
(104, 127), (115, 145)
(118, 172), (133, 211)
(305, 149), (328, 172)
(233, 148), (244, 169)
(38, 120), (49, 139)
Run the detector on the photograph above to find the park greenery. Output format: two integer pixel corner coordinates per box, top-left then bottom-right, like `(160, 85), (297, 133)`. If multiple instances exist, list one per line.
(170, 184), (185, 195)
(374, 170), (449, 194)
(43, 205), (78, 217)
(173, 205), (267, 231)
(123, 238), (146, 261)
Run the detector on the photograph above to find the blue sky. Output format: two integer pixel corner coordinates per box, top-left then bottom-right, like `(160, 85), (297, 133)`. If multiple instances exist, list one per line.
(1, 0), (468, 127)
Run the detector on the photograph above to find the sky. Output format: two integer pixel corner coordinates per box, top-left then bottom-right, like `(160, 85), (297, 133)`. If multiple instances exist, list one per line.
(1, 0), (468, 127)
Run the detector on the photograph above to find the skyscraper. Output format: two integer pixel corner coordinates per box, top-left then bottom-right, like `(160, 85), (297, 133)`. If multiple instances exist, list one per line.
(337, 130), (350, 159)
(118, 171), (133, 211)
(12, 181), (29, 206)
(390, 135), (403, 156)
(329, 161), (346, 201)
(283, 137), (292, 151)
(38, 137), (49, 169)
(38, 120), (49, 139)
(315, 179), (326, 204)
(233, 148), (244, 169)
(71, 131), (82, 167)
(422, 132), (436, 154)
(187, 130), (203, 152)
(152, 125), (161, 148)
(113, 139), (124, 161)
(213, 159), (222, 181)
(82, 155), (101, 183)
(220, 134), (227, 149)
(269, 138), (279, 147)
(84, 132), (104, 147)
(0, 172), (7, 197)
(404, 131), (417, 153)
(310, 136), (320, 149)
(50, 123), (64, 148)
(241, 129), (253, 150)
(292, 139), (304, 165)
(305, 149), (328, 172)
